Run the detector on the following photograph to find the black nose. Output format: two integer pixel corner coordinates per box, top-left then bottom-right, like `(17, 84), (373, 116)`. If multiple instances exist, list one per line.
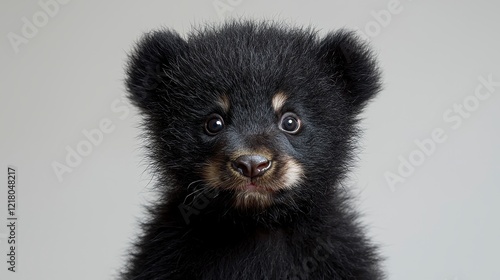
(232, 155), (271, 178)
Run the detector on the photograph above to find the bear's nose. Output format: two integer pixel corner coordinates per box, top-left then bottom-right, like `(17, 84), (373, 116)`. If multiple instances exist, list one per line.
(231, 155), (271, 178)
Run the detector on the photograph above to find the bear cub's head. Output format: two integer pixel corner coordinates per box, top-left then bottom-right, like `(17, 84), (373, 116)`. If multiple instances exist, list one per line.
(126, 21), (380, 215)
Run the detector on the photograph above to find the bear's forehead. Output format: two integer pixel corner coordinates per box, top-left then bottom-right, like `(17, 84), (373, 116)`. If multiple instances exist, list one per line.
(182, 27), (319, 72)
(175, 40), (320, 96)
(165, 27), (325, 112)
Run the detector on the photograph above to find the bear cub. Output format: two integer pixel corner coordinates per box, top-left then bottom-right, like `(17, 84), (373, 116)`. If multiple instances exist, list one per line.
(122, 21), (383, 280)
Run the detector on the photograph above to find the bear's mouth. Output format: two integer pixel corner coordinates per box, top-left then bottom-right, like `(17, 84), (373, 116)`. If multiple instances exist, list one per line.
(244, 183), (258, 191)
(239, 182), (277, 193)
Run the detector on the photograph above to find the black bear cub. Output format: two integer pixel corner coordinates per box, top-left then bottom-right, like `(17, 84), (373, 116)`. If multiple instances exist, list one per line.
(122, 21), (383, 280)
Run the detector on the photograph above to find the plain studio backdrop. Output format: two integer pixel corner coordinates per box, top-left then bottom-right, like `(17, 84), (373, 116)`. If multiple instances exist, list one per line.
(1, 0), (499, 279)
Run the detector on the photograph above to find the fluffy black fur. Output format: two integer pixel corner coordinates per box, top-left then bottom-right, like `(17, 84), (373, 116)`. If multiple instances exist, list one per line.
(122, 21), (383, 280)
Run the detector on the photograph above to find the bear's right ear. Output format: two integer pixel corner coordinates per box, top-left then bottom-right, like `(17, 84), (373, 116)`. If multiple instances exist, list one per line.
(125, 30), (187, 110)
(318, 30), (381, 113)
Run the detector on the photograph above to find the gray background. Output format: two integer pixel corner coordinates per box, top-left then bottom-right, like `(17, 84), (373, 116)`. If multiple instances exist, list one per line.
(1, 0), (499, 279)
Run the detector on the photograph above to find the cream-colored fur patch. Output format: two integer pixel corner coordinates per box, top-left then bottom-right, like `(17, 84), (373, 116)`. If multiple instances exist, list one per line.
(281, 157), (304, 188)
(272, 91), (287, 113)
(217, 94), (230, 113)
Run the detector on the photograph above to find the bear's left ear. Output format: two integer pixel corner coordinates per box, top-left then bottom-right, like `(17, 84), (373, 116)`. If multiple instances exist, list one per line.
(318, 30), (381, 112)
(125, 30), (187, 111)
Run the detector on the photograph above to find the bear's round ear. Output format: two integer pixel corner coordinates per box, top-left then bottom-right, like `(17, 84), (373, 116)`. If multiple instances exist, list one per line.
(318, 30), (381, 112)
(125, 30), (187, 110)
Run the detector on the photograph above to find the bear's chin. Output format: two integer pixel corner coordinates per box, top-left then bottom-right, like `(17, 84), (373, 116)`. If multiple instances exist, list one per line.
(233, 189), (274, 209)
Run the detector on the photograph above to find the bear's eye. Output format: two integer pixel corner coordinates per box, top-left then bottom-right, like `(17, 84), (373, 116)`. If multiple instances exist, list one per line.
(279, 112), (301, 134)
(205, 114), (225, 135)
